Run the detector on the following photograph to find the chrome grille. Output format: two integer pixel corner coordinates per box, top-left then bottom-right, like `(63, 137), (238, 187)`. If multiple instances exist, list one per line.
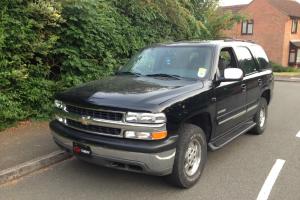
(66, 105), (123, 121)
(66, 119), (121, 136)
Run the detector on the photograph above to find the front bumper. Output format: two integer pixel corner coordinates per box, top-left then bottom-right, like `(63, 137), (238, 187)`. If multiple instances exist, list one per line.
(50, 121), (176, 176)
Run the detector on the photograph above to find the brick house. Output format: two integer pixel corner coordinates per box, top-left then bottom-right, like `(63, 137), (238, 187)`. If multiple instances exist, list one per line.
(221, 0), (300, 67)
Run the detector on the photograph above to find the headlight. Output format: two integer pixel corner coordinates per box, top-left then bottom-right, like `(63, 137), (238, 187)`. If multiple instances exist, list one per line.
(125, 112), (166, 124)
(54, 100), (66, 110)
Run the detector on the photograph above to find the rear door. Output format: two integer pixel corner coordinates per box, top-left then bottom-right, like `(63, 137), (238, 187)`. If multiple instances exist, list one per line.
(234, 46), (261, 119)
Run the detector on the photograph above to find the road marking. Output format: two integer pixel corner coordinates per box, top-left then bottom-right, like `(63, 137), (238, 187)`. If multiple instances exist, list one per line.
(256, 159), (286, 200)
(296, 130), (300, 138)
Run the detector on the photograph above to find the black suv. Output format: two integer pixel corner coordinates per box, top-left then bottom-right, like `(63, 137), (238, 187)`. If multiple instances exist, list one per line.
(50, 40), (274, 188)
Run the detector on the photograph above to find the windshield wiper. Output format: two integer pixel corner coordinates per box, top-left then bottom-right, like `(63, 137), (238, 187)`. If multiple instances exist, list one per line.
(116, 71), (142, 76)
(146, 73), (183, 80)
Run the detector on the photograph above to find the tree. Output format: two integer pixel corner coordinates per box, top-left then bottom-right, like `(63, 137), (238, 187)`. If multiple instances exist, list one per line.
(179, 0), (243, 39)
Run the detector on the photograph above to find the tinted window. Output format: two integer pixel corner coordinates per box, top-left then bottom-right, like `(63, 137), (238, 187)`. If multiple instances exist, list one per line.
(235, 46), (258, 75)
(249, 45), (270, 70)
(120, 46), (213, 79)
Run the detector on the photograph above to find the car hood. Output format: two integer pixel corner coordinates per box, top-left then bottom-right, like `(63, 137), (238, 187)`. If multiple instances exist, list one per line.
(56, 75), (204, 112)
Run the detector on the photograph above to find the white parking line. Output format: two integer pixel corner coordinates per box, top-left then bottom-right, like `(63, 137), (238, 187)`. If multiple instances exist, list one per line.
(296, 130), (300, 138)
(256, 159), (286, 200)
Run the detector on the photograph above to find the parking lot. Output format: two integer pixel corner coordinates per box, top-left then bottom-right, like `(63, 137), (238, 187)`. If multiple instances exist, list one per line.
(0, 81), (299, 200)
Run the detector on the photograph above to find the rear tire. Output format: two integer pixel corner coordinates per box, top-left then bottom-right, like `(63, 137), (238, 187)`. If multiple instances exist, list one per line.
(251, 98), (268, 135)
(166, 124), (207, 188)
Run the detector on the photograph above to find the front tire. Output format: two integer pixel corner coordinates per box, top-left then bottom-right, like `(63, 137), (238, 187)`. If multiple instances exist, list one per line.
(251, 98), (268, 135)
(166, 124), (207, 188)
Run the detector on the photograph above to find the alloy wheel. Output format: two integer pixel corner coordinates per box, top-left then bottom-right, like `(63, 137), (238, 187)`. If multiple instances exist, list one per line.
(184, 138), (202, 177)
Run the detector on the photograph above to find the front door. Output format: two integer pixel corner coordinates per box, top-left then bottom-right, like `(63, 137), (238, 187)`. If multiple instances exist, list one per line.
(214, 47), (247, 136)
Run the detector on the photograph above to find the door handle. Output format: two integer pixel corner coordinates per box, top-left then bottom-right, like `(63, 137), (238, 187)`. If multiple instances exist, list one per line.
(241, 84), (247, 92)
(258, 79), (262, 86)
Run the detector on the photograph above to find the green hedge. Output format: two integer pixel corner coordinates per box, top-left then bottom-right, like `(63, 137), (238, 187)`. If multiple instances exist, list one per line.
(0, 0), (238, 130)
(271, 62), (300, 72)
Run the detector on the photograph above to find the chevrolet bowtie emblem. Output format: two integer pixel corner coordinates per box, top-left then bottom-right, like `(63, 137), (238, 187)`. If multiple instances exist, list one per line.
(80, 116), (90, 125)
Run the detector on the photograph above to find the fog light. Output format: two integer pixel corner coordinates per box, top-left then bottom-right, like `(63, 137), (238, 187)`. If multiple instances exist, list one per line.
(124, 131), (136, 138)
(124, 130), (167, 140)
(55, 115), (66, 124)
(124, 131), (152, 140)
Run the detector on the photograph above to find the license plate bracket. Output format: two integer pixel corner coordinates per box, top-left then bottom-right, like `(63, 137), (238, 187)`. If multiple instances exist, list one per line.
(73, 142), (92, 156)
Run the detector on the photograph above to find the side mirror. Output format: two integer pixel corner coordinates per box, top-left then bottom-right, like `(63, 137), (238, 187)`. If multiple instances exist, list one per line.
(221, 68), (244, 82)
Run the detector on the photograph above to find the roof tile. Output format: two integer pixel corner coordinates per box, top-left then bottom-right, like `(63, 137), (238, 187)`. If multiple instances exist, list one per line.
(220, 0), (300, 18)
(269, 0), (300, 18)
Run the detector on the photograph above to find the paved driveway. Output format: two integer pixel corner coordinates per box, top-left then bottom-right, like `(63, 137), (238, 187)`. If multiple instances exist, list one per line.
(1, 82), (300, 200)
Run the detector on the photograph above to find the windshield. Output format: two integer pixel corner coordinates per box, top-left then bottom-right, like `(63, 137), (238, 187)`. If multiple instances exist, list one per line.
(119, 46), (213, 79)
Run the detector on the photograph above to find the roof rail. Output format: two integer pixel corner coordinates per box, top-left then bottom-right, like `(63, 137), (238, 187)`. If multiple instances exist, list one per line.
(172, 37), (257, 44)
(223, 38), (256, 44)
(174, 38), (206, 42)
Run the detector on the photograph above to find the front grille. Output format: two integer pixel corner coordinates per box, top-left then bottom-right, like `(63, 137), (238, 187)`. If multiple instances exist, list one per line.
(66, 105), (123, 121)
(66, 119), (121, 136)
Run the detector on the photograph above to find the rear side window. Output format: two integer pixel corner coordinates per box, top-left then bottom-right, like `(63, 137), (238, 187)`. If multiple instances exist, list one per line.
(235, 46), (258, 75)
(249, 45), (270, 70)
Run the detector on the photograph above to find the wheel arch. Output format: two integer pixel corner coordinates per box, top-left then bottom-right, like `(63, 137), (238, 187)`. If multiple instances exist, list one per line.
(184, 112), (213, 142)
(261, 89), (271, 105)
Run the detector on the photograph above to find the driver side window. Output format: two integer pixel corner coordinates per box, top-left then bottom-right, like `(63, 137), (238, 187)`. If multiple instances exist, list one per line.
(218, 48), (238, 77)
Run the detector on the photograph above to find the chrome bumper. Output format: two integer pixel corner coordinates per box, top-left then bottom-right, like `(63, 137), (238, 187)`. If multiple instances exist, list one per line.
(52, 131), (176, 176)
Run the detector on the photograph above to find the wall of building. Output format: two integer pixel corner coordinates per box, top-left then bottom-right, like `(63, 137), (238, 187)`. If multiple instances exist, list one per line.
(222, 0), (289, 66)
(283, 19), (300, 66)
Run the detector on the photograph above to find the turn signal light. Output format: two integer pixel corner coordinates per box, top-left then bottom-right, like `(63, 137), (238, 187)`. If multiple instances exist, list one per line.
(151, 131), (168, 140)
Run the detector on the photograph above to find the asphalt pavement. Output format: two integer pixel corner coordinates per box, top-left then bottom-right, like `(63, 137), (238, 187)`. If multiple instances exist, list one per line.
(0, 81), (299, 200)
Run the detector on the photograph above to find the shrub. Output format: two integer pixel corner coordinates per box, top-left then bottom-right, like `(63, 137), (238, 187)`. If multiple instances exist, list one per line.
(0, 0), (61, 130)
(271, 62), (300, 72)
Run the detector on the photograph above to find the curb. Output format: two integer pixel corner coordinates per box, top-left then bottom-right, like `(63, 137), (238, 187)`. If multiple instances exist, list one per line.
(0, 150), (71, 185)
(275, 77), (300, 82)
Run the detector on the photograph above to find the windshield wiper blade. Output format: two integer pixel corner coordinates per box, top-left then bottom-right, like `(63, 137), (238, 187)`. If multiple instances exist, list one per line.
(146, 73), (182, 80)
(116, 71), (142, 76)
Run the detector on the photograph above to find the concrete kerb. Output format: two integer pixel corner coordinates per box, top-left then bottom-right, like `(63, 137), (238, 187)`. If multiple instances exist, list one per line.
(0, 150), (71, 185)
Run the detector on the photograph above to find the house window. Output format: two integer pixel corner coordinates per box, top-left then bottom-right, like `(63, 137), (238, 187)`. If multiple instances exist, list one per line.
(241, 20), (254, 35)
(292, 19), (298, 33)
(291, 19), (298, 34)
(289, 49), (296, 63)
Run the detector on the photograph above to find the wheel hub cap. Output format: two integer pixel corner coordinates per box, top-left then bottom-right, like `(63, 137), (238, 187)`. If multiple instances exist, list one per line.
(184, 138), (201, 177)
(259, 107), (266, 128)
